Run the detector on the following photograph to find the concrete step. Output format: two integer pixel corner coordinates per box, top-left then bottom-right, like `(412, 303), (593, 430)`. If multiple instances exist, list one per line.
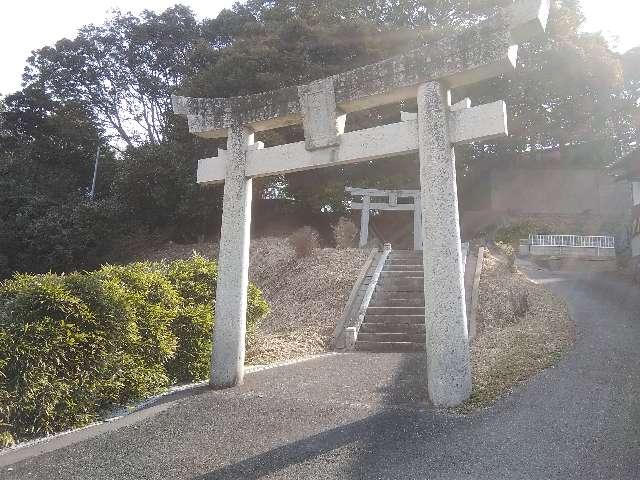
(380, 271), (424, 279)
(357, 332), (425, 343)
(388, 253), (422, 259)
(383, 262), (423, 268)
(360, 322), (425, 334)
(377, 284), (423, 293)
(355, 341), (425, 353)
(370, 298), (425, 307)
(373, 287), (424, 300)
(386, 259), (422, 266)
(364, 314), (425, 324)
(379, 278), (424, 287)
(382, 265), (423, 272)
(366, 306), (424, 316)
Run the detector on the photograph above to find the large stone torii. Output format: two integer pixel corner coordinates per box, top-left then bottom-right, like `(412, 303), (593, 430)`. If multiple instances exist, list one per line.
(173, 0), (550, 407)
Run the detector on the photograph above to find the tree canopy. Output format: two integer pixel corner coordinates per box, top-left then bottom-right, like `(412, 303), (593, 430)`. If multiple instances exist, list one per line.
(23, 5), (201, 148)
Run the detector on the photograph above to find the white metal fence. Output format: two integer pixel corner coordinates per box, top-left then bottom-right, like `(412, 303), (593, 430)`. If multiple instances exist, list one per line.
(529, 234), (615, 249)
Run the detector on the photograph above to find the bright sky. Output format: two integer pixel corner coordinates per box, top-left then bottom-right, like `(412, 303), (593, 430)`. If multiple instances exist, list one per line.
(581, 0), (640, 52)
(1, 0), (639, 96)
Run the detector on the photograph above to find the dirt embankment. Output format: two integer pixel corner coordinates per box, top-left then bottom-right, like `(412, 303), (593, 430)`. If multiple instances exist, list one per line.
(129, 236), (370, 364)
(463, 251), (576, 411)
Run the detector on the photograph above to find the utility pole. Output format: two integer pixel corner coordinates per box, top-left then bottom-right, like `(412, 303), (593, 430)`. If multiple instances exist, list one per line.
(90, 146), (100, 201)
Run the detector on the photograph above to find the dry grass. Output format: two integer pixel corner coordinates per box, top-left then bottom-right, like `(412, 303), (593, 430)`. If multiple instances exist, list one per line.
(459, 251), (575, 412)
(245, 238), (369, 364)
(332, 217), (359, 249)
(288, 226), (320, 258)
(128, 236), (369, 365)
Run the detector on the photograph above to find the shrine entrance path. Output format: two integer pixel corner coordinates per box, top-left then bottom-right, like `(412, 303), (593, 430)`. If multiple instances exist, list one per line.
(2, 269), (639, 479)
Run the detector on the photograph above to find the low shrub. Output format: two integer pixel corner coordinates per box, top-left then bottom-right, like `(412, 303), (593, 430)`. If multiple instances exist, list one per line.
(332, 217), (358, 249)
(0, 254), (269, 443)
(495, 241), (516, 271)
(288, 226), (320, 258)
(495, 221), (545, 247)
(164, 254), (231, 383)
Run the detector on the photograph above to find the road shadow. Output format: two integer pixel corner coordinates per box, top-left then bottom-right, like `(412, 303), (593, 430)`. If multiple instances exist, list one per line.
(191, 353), (440, 479)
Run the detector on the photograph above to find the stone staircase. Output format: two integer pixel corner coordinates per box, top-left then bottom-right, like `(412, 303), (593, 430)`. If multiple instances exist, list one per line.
(355, 250), (426, 352)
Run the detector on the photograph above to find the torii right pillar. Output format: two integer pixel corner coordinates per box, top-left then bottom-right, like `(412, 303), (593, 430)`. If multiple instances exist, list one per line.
(418, 82), (471, 406)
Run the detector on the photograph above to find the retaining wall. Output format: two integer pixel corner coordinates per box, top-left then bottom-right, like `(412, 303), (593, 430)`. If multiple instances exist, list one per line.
(527, 245), (616, 258)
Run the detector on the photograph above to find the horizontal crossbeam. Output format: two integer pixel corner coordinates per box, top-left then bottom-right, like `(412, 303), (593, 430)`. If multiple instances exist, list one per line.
(197, 100), (508, 184)
(350, 202), (417, 211)
(247, 120), (417, 178)
(197, 120), (418, 184)
(449, 100), (507, 143)
(197, 150), (227, 184)
(345, 187), (420, 197)
(174, 39), (515, 139)
(401, 100), (507, 143)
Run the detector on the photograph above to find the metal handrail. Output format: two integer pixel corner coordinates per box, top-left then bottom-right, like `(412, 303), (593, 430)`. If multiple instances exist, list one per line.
(529, 234), (615, 249)
(344, 243), (392, 349)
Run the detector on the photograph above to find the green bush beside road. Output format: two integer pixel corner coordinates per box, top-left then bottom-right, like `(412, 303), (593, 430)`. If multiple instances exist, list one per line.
(0, 254), (269, 445)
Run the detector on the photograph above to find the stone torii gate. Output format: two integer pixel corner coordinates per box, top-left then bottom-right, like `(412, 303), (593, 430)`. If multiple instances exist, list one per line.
(346, 187), (423, 250)
(172, 0), (550, 407)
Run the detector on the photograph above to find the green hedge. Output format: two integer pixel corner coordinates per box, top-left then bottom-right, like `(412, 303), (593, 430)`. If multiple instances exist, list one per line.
(0, 254), (269, 445)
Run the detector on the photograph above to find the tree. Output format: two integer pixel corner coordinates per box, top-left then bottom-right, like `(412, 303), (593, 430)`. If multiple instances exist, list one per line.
(23, 6), (202, 148)
(621, 47), (640, 150)
(456, 0), (631, 203)
(185, 0), (505, 98)
(0, 86), (109, 199)
(0, 87), (122, 277)
(2, 0), (634, 277)
(500, 1), (624, 155)
(115, 138), (223, 241)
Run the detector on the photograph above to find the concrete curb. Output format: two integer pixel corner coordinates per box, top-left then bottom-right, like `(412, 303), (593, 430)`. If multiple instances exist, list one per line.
(331, 248), (378, 349)
(469, 246), (485, 341)
(0, 352), (339, 462)
(346, 243), (392, 349)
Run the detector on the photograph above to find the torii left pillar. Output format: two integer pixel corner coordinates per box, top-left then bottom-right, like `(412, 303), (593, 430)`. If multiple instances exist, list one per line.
(210, 125), (254, 387)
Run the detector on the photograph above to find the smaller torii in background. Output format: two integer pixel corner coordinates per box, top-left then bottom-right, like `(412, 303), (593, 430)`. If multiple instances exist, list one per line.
(346, 187), (423, 251)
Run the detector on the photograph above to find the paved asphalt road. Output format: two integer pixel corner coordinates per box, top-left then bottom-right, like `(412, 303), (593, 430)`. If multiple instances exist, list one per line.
(1, 268), (639, 479)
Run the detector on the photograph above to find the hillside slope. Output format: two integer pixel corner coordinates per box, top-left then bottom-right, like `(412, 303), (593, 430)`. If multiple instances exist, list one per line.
(129, 236), (370, 364)
(464, 251), (575, 411)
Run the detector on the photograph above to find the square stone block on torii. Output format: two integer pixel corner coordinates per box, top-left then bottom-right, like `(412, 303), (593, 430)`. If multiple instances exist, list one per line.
(172, 0), (550, 407)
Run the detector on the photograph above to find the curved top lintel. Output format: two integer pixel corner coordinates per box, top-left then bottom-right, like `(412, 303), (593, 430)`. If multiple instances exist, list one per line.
(174, 0), (549, 139)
